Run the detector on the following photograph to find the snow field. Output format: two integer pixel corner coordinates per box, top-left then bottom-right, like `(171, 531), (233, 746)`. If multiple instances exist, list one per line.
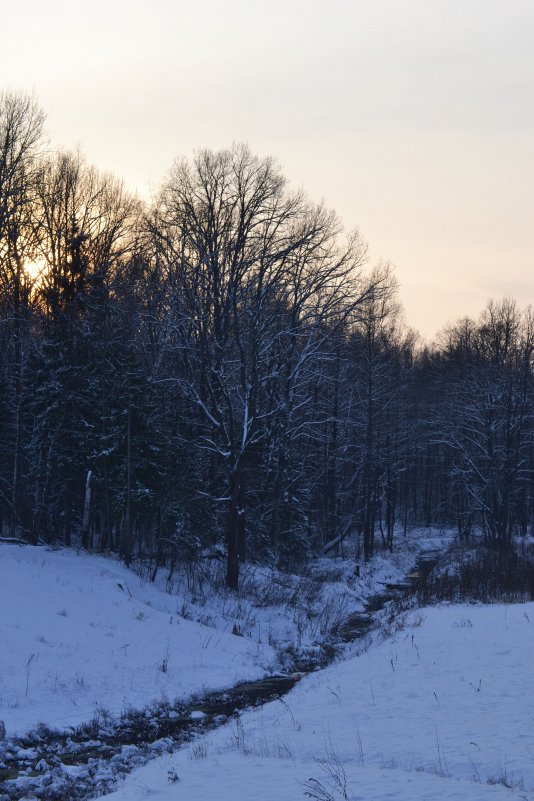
(0, 536), (430, 739)
(0, 544), (276, 736)
(103, 601), (534, 801)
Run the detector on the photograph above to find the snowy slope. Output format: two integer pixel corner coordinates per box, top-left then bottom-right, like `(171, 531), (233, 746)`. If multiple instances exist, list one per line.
(0, 529), (447, 738)
(102, 602), (534, 801)
(0, 544), (276, 736)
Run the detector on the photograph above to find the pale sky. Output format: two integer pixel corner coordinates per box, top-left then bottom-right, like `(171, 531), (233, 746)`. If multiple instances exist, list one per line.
(4, 0), (534, 340)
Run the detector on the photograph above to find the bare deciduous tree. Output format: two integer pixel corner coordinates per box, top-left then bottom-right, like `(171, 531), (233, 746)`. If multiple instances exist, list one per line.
(151, 144), (371, 588)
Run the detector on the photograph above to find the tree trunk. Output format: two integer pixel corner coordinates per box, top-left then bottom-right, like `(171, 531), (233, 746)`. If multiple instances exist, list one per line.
(226, 468), (241, 590)
(81, 470), (93, 549)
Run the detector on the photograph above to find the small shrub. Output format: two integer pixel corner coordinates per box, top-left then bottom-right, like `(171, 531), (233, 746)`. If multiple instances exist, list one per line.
(189, 740), (208, 760)
(302, 752), (349, 801)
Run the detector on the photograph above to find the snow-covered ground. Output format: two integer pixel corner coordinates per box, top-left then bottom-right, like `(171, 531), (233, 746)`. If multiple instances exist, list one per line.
(103, 601), (534, 801)
(0, 531), (444, 737)
(7, 530), (531, 800)
(0, 544), (276, 736)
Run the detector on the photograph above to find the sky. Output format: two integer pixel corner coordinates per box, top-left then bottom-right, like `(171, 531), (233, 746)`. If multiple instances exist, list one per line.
(4, 0), (534, 340)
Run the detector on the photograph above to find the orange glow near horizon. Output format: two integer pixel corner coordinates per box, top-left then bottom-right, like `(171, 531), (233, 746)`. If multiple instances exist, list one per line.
(3, 0), (533, 339)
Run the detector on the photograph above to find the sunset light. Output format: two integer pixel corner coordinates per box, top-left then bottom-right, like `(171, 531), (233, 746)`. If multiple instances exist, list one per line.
(23, 257), (46, 283)
(2, 4), (534, 800)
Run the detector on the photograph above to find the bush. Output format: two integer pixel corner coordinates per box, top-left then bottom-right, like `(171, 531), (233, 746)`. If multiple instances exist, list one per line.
(419, 541), (534, 604)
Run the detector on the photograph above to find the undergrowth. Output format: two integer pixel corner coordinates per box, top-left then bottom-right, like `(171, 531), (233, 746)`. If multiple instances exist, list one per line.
(418, 539), (534, 605)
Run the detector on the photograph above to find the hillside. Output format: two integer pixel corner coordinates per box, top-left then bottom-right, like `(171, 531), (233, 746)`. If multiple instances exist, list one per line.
(3, 535), (534, 800)
(103, 600), (534, 801)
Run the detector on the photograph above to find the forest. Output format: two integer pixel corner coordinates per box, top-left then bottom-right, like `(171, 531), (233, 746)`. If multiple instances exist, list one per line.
(2, 91), (533, 590)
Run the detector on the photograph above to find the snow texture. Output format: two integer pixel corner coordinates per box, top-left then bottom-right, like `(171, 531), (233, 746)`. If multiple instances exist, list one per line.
(0, 544), (275, 736)
(0, 534), (435, 737)
(103, 602), (534, 800)
(4, 532), (529, 800)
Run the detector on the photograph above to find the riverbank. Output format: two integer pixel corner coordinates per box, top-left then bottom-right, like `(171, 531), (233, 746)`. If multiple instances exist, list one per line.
(0, 529), (451, 799)
(103, 600), (534, 801)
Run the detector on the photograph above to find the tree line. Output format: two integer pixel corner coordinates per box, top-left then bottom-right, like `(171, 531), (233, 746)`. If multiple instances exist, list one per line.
(1, 92), (533, 588)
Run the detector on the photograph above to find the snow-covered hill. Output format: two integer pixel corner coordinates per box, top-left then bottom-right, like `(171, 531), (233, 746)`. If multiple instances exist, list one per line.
(103, 601), (534, 801)
(4, 534), (530, 800)
(0, 534), (434, 738)
(0, 544), (276, 735)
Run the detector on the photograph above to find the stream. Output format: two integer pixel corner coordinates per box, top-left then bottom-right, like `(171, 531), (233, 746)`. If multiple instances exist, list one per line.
(0, 548), (441, 801)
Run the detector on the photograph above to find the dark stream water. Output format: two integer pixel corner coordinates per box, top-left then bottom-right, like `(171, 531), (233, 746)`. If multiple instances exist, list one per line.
(338, 547), (442, 641)
(0, 549), (440, 801)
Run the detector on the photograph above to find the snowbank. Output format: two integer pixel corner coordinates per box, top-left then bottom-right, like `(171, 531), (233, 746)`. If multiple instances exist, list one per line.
(103, 601), (534, 801)
(0, 544), (275, 736)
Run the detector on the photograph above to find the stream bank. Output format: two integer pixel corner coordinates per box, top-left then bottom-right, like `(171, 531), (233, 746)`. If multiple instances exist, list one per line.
(0, 548), (441, 801)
